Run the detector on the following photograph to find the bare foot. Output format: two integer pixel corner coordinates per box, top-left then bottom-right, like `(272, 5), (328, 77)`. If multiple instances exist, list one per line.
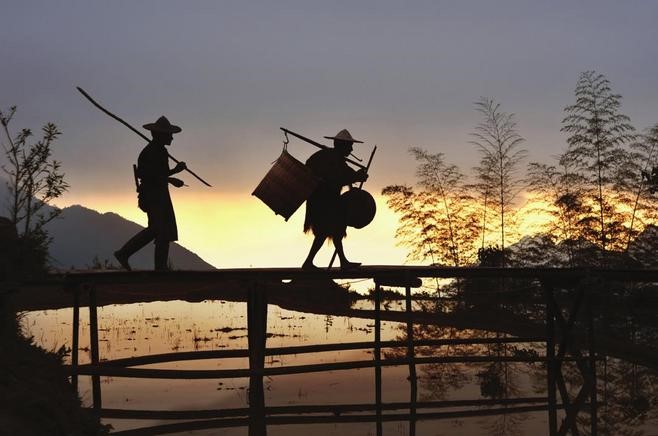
(114, 250), (132, 271)
(340, 261), (361, 271)
(302, 262), (319, 271)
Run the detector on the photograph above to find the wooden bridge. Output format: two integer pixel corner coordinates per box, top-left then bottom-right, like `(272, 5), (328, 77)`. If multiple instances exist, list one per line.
(14, 266), (658, 435)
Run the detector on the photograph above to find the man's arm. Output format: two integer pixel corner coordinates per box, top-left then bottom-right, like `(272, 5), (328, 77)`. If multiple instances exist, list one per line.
(169, 161), (186, 176)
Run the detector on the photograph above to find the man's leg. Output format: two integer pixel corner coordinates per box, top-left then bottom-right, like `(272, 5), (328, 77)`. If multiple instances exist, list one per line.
(115, 228), (155, 271)
(334, 237), (360, 270)
(302, 235), (326, 270)
(154, 240), (170, 271)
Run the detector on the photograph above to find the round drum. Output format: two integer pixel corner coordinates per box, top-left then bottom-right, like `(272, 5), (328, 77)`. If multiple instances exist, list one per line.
(341, 188), (376, 229)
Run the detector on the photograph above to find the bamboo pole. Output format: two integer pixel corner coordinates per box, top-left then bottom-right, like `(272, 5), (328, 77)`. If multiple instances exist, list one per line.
(108, 404), (571, 435)
(76, 86), (212, 187)
(71, 354), (558, 379)
(279, 127), (367, 169)
(99, 396), (551, 420)
(94, 336), (547, 368)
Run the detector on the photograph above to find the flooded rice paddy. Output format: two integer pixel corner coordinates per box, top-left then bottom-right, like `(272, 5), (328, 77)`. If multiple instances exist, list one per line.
(21, 296), (658, 435)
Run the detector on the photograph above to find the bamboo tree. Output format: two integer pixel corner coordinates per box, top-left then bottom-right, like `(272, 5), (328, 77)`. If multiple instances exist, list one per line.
(624, 123), (658, 250)
(526, 149), (594, 266)
(383, 148), (479, 266)
(561, 71), (636, 252)
(470, 97), (527, 265)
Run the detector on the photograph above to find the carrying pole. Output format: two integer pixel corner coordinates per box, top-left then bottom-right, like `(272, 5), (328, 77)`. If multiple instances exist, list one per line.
(280, 127), (367, 170)
(76, 86), (212, 187)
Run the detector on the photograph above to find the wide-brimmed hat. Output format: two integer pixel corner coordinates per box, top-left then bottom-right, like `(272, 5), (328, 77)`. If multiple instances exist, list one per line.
(143, 116), (182, 134)
(324, 129), (363, 144)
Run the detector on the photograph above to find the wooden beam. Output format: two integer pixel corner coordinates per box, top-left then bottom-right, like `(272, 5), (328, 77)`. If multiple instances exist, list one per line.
(98, 396), (551, 420)
(96, 336), (548, 368)
(109, 403), (572, 435)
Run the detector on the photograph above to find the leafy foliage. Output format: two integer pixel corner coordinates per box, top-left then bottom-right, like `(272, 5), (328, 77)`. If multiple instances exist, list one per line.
(470, 97), (527, 264)
(0, 106), (68, 275)
(382, 148), (480, 266)
(561, 71), (636, 252)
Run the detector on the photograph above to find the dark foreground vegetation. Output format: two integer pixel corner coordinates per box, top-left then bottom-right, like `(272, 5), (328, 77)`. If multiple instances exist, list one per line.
(1, 108), (106, 435)
(0, 294), (106, 435)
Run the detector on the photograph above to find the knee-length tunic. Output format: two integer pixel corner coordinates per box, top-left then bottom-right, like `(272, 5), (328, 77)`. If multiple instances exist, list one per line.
(137, 142), (178, 242)
(304, 148), (361, 240)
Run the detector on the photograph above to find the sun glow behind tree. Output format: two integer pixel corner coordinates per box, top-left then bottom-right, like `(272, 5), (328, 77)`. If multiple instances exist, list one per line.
(384, 71), (658, 268)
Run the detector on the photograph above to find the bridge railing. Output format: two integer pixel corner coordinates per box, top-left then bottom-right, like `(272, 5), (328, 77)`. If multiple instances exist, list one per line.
(60, 266), (655, 435)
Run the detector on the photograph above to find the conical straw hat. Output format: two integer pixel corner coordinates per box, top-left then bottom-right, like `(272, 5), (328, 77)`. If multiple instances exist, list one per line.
(324, 129), (363, 144)
(143, 116), (182, 134)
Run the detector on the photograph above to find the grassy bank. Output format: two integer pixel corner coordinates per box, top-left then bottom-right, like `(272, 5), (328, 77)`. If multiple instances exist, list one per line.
(1, 291), (107, 435)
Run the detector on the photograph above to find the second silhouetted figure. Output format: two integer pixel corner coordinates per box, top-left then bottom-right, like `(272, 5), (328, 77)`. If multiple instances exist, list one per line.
(302, 129), (368, 271)
(115, 116), (186, 271)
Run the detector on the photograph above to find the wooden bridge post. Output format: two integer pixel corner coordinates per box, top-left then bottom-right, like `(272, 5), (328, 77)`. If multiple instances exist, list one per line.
(405, 284), (417, 436)
(87, 283), (102, 411)
(543, 280), (558, 436)
(248, 283), (268, 436)
(70, 284), (80, 393)
(374, 281), (382, 436)
(587, 288), (597, 436)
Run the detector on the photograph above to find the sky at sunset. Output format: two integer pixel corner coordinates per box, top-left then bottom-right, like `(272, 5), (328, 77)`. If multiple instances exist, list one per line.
(2, 1), (658, 268)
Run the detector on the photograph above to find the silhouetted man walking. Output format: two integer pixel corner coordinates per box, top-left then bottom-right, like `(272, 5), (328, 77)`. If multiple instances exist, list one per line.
(115, 116), (186, 271)
(302, 129), (368, 271)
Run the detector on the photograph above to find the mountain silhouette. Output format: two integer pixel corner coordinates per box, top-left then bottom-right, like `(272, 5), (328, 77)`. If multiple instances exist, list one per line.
(45, 205), (215, 270)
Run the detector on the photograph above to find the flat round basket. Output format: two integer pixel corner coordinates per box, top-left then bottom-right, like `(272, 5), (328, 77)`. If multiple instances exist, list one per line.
(341, 188), (376, 229)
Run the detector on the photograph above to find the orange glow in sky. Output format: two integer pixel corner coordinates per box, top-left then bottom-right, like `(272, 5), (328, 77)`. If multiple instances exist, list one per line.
(56, 191), (410, 269)
(56, 187), (560, 270)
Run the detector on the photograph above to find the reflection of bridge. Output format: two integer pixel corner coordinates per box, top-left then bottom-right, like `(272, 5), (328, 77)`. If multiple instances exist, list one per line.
(19, 266), (658, 435)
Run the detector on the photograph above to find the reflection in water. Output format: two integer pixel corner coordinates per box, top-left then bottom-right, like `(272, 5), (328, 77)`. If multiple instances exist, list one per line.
(21, 280), (658, 435)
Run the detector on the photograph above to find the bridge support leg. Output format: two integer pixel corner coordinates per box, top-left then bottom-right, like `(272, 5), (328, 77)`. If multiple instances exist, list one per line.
(406, 284), (417, 436)
(71, 285), (80, 393)
(545, 278), (599, 435)
(85, 283), (102, 414)
(248, 285), (268, 436)
(544, 281), (558, 436)
(374, 281), (382, 436)
(587, 291), (597, 436)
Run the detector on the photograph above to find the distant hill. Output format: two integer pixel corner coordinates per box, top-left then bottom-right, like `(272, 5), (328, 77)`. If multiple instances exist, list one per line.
(44, 205), (215, 271)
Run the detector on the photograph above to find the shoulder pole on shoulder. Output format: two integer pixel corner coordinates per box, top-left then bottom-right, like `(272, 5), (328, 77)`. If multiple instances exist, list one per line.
(76, 86), (212, 187)
(280, 127), (367, 170)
